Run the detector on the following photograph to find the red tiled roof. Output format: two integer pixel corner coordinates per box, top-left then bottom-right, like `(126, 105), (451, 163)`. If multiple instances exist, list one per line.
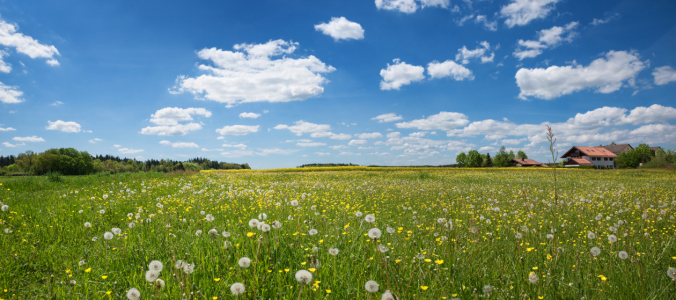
(512, 158), (548, 167)
(600, 144), (632, 153)
(561, 146), (617, 158)
(565, 158), (594, 166)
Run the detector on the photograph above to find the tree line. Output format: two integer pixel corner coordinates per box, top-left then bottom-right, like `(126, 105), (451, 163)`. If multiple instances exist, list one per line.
(456, 146), (529, 167)
(616, 144), (675, 168)
(0, 148), (250, 176)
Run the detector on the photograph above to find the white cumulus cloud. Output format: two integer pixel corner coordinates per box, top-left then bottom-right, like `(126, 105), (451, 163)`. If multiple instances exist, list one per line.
(118, 148), (144, 154)
(215, 125), (260, 136)
(514, 22), (578, 60)
(46, 120), (82, 133)
(455, 41), (494, 65)
(358, 132), (383, 139)
(274, 120), (331, 136)
(297, 142), (327, 147)
(380, 59), (425, 90)
(171, 40), (335, 106)
(427, 60), (473, 80)
(372, 113), (403, 123)
(141, 107), (210, 136)
(13, 136), (44, 142)
(239, 112), (261, 118)
(0, 20), (60, 67)
(500, 0), (560, 28)
(516, 51), (647, 100)
(0, 126), (16, 131)
(396, 112), (470, 130)
(0, 82), (23, 103)
(348, 139), (368, 146)
(159, 140), (199, 148)
(2, 141), (24, 147)
(653, 66), (676, 85)
(315, 17), (364, 41)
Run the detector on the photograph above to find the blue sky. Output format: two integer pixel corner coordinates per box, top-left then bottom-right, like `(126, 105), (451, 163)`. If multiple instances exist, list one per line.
(1, 0), (676, 168)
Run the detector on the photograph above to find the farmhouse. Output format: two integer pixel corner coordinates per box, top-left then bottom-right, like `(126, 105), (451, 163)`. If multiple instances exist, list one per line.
(599, 144), (633, 155)
(560, 146), (617, 168)
(511, 158), (548, 167)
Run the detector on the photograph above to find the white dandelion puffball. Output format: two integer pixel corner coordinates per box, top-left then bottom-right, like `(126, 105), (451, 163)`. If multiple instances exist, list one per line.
(528, 272), (539, 284)
(258, 213), (267, 220)
(224, 241), (232, 249)
(1, 205), (8, 211)
(515, 232), (523, 239)
(208, 228), (218, 236)
(222, 231), (231, 238)
(104, 232), (114, 240)
(378, 244), (389, 253)
(78, 210), (83, 214)
(445, 220), (453, 230)
(260, 223), (271, 232)
(230, 282), (245, 295)
(99, 209), (105, 214)
(91, 237), (98, 241)
(295, 270), (313, 284)
(248, 219), (260, 228)
(381, 290), (396, 300)
(329, 248), (340, 256)
(546, 234), (554, 239)
(145, 270), (159, 282)
(287, 215), (294, 220)
(195, 230), (202, 236)
(309, 229), (318, 236)
(618, 251), (629, 260)
(668, 268), (676, 280)
(84, 222), (91, 228)
(355, 211), (363, 218)
(238, 257), (251, 268)
(149, 260), (163, 272)
(256, 222), (266, 230)
(608, 234), (617, 243)
(590, 247), (601, 256)
(587, 232), (596, 240)
(175, 260), (185, 269)
(290, 200), (299, 206)
(483, 285), (494, 294)
(386, 227), (395, 234)
(368, 228), (382, 240)
(183, 263), (195, 274)
(365, 280), (380, 293)
(272, 221), (282, 229)
(200, 210), (205, 215)
(155, 278), (165, 289)
(206, 214), (215, 222)
(365, 214), (376, 223)
(79, 260), (86, 266)
(103, 194), (108, 199)
(112, 228), (122, 235)
(126, 288), (141, 300)
(128, 222), (135, 229)
(437, 218), (446, 224)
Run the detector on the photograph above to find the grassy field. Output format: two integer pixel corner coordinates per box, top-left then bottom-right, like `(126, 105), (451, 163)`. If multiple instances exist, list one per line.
(1, 169), (675, 299)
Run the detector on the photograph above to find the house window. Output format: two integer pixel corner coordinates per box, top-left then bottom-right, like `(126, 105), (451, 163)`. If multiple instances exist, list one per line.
(604, 157), (608, 161)
(591, 157), (596, 161)
(610, 157), (614, 161)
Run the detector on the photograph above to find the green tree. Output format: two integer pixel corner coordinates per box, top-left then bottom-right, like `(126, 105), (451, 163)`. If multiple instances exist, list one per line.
(616, 144), (654, 168)
(493, 146), (512, 167)
(466, 150), (483, 167)
(517, 150), (528, 160)
(455, 152), (467, 167)
(483, 153), (493, 167)
(508, 150), (515, 161)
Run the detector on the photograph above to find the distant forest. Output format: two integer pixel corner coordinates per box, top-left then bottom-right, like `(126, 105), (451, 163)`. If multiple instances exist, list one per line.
(0, 148), (250, 175)
(296, 163), (460, 168)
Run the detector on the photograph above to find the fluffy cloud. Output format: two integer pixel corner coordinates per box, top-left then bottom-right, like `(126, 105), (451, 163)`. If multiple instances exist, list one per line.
(159, 140), (199, 148)
(0, 126), (16, 131)
(0, 51), (10, 73)
(427, 60), (473, 80)
(222, 143), (248, 149)
(348, 139), (368, 146)
(256, 148), (298, 156)
(239, 112), (261, 119)
(13, 136), (44, 142)
(141, 107), (210, 136)
(456, 41), (494, 65)
(374, 0), (448, 13)
(297, 142), (327, 147)
(216, 125), (260, 136)
(140, 123), (202, 136)
(653, 66), (676, 85)
(516, 51), (646, 100)
(2, 141), (24, 147)
(274, 120), (331, 136)
(46, 120), (82, 133)
(314, 17), (364, 41)
(396, 112), (470, 130)
(591, 13), (620, 26)
(221, 150), (254, 157)
(475, 15), (497, 31)
(171, 40), (335, 106)
(0, 20), (60, 67)
(514, 22), (578, 60)
(118, 148), (144, 154)
(89, 138), (103, 144)
(0, 82), (23, 103)
(501, 0), (560, 28)
(372, 113), (403, 123)
(357, 132), (383, 139)
(380, 59), (425, 90)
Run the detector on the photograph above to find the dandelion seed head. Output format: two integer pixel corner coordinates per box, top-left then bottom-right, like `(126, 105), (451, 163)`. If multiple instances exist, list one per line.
(230, 282), (245, 295)
(528, 272), (539, 284)
(149, 260), (163, 272)
(155, 278), (165, 289)
(295, 270), (313, 284)
(355, 211), (363, 218)
(248, 219), (260, 228)
(145, 270), (159, 282)
(103, 232), (114, 240)
(587, 232), (596, 240)
(618, 251), (628, 260)
(112, 228), (121, 235)
(126, 288), (140, 300)
(590, 247), (601, 256)
(668, 268), (676, 280)
(381, 290), (396, 300)
(365, 280), (380, 293)
(365, 214), (376, 223)
(258, 213), (267, 220)
(368, 228), (382, 240)
(608, 234), (617, 243)
(329, 248), (340, 256)
(238, 257), (251, 268)
(309, 229), (318, 236)
(195, 230), (202, 236)
(272, 221), (282, 229)
(206, 214), (215, 222)
(84, 222), (91, 228)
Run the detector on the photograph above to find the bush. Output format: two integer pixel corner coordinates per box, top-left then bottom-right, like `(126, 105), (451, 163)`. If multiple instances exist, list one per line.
(640, 159), (672, 169)
(46, 171), (63, 183)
